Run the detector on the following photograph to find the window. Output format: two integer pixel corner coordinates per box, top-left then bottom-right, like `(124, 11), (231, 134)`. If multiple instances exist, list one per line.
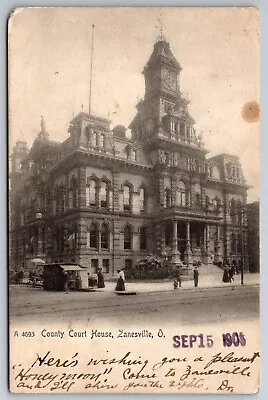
(132, 149), (138, 161)
(100, 182), (108, 208)
(92, 132), (98, 147)
(69, 177), (78, 208)
(237, 199), (242, 224)
(103, 259), (110, 273)
(140, 188), (146, 213)
(100, 223), (109, 249)
(100, 134), (105, 148)
(89, 223), (98, 248)
(195, 193), (201, 206)
(140, 226), (147, 250)
(230, 199), (237, 224)
(123, 186), (131, 212)
(177, 181), (186, 207)
(55, 188), (64, 214)
(86, 126), (91, 145)
(124, 225), (132, 250)
(180, 123), (185, 136)
(164, 188), (171, 208)
(87, 180), (97, 207)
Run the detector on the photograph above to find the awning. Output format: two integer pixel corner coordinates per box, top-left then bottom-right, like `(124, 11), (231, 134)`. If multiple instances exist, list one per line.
(60, 265), (86, 271)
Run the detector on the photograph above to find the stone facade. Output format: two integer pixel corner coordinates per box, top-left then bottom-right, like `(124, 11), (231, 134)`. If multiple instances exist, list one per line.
(9, 39), (250, 277)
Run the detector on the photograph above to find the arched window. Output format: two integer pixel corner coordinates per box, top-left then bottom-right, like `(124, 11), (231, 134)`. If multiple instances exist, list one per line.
(164, 188), (171, 208)
(100, 223), (109, 249)
(123, 185), (131, 212)
(100, 181), (108, 208)
(140, 226), (147, 250)
(69, 177), (78, 208)
(193, 183), (201, 207)
(132, 149), (138, 161)
(124, 225), (132, 250)
(89, 223), (98, 249)
(86, 179), (97, 207)
(177, 181), (186, 207)
(140, 188), (146, 213)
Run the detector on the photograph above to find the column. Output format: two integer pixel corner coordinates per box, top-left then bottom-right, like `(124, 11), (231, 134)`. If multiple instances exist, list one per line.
(112, 220), (121, 276)
(203, 224), (210, 264)
(37, 226), (43, 257)
(78, 165), (87, 208)
(214, 224), (222, 263)
(112, 169), (120, 212)
(154, 222), (162, 255)
(172, 220), (181, 264)
(184, 221), (192, 265)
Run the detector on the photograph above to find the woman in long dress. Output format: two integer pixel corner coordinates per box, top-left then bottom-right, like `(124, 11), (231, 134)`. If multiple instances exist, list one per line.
(97, 268), (105, 288)
(222, 266), (229, 283)
(115, 269), (125, 291)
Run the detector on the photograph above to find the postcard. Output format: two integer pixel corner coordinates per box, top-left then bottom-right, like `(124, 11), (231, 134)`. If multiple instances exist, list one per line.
(8, 7), (260, 394)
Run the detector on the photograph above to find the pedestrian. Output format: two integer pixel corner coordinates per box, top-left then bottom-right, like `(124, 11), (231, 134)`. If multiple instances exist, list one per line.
(115, 269), (125, 291)
(97, 268), (105, 288)
(222, 264), (229, 283)
(193, 266), (199, 287)
(229, 265), (235, 283)
(176, 266), (182, 287)
(173, 278), (178, 290)
(63, 271), (69, 293)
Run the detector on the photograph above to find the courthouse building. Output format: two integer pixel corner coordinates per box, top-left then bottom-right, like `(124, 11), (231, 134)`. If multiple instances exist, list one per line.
(10, 38), (250, 276)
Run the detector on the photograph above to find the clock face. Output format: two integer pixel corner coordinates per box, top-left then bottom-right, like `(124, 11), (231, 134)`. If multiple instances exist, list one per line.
(163, 69), (177, 90)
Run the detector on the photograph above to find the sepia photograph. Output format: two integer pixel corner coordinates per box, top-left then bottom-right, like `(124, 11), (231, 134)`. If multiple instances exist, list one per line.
(8, 7), (260, 394)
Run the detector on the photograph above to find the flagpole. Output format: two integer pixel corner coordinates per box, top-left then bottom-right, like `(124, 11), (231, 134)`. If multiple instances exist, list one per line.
(89, 24), (95, 115)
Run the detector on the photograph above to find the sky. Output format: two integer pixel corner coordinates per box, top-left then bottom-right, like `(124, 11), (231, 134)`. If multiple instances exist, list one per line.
(8, 7), (259, 201)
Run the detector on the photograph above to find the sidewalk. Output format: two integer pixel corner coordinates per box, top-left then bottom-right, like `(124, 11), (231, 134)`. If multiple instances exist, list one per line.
(102, 272), (260, 293)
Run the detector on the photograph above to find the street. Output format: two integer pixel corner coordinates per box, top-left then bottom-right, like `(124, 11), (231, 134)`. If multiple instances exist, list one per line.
(9, 283), (259, 327)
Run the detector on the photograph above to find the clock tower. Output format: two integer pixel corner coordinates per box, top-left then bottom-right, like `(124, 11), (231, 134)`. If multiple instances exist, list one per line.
(143, 39), (181, 98)
(129, 38), (183, 140)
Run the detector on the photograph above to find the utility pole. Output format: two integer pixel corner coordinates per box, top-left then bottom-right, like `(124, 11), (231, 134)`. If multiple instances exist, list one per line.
(240, 207), (245, 285)
(89, 24), (95, 115)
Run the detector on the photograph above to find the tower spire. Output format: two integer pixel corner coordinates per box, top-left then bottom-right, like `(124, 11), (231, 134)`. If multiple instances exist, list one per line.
(89, 24), (95, 115)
